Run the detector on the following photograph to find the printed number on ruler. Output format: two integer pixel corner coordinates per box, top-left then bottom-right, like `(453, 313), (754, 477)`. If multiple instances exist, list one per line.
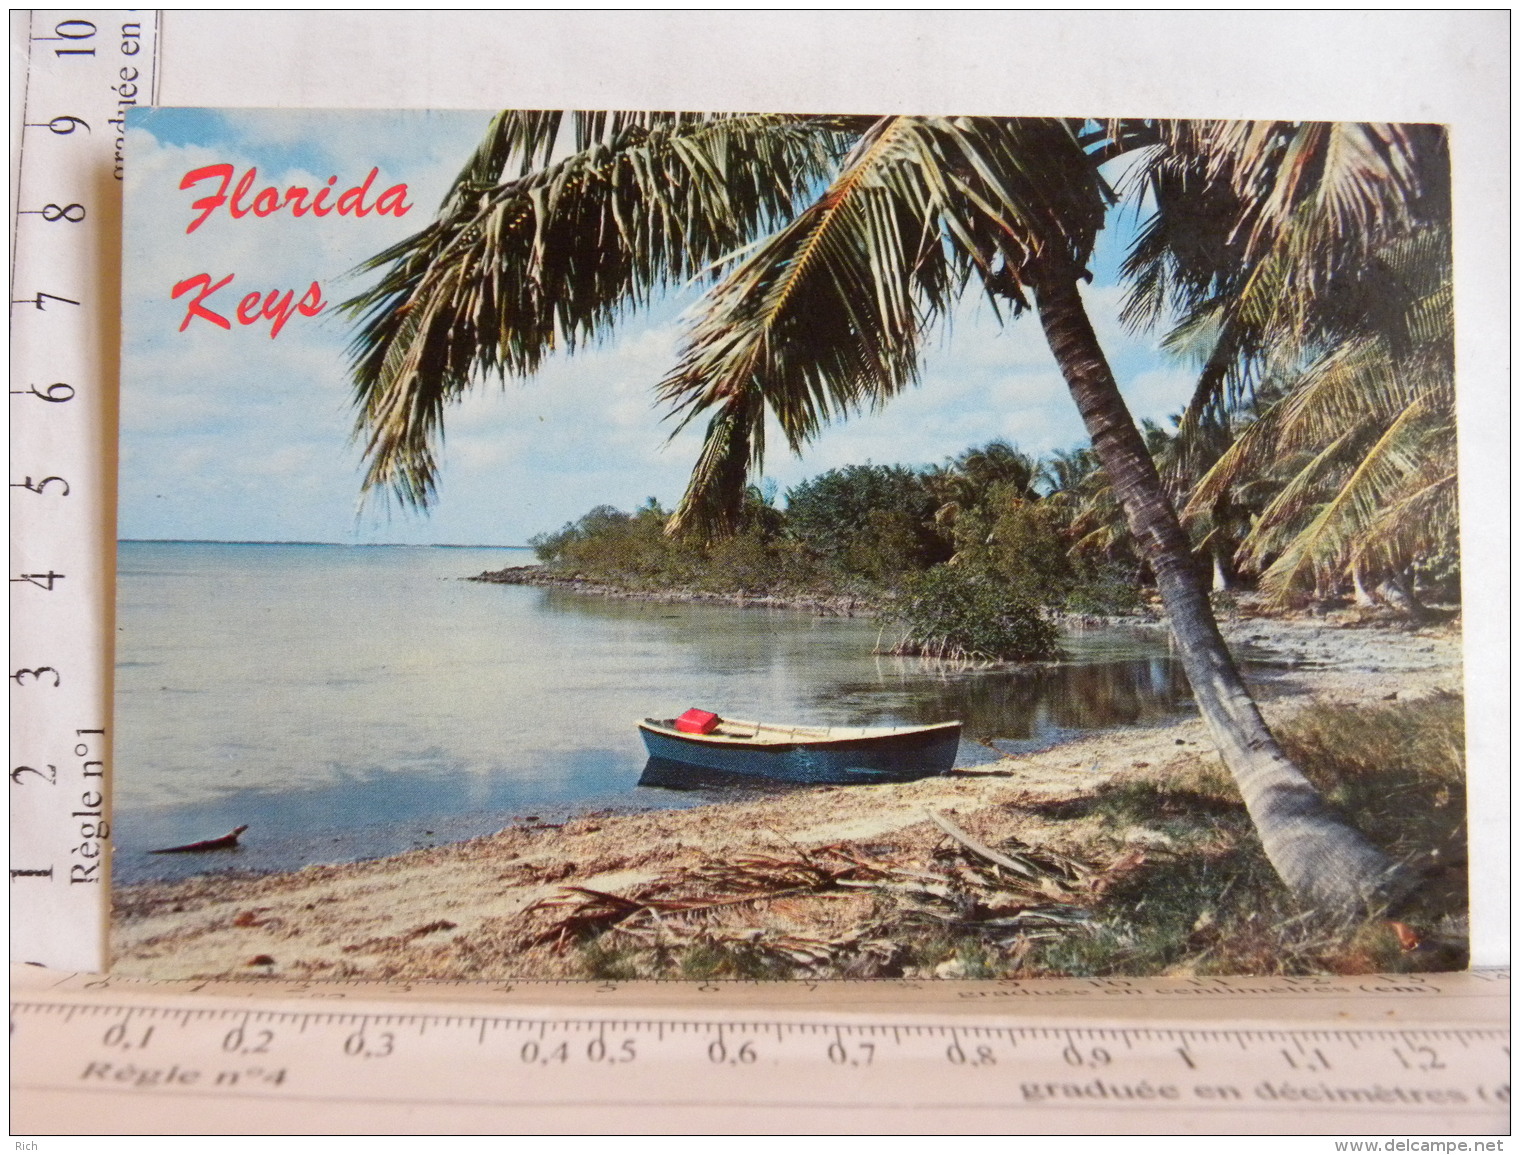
(11, 10), (156, 971)
(9, 1002), (1509, 1129)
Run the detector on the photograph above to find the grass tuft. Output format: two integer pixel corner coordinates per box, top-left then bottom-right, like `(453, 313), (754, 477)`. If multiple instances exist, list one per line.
(566, 694), (1467, 980)
(1275, 691), (1466, 867)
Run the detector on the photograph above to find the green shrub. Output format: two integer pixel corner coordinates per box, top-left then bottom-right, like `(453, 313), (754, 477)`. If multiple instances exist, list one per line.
(1063, 560), (1144, 615)
(784, 464), (948, 587)
(882, 565), (1058, 661)
(529, 500), (696, 586)
(985, 498), (1075, 603)
(531, 497), (794, 591)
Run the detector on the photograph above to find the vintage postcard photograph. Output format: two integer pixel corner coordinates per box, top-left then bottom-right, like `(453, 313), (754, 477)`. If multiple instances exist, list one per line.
(113, 109), (1467, 981)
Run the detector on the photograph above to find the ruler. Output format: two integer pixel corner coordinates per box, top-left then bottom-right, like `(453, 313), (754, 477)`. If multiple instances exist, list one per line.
(8, 10), (1509, 1136)
(9, 9), (159, 971)
(10, 966), (1510, 1134)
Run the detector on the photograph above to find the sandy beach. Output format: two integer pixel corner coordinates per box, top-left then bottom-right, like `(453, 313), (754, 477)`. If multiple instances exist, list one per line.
(111, 613), (1463, 980)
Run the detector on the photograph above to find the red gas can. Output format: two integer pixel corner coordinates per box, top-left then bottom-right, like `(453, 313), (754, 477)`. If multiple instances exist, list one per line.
(675, 708), (721, 734)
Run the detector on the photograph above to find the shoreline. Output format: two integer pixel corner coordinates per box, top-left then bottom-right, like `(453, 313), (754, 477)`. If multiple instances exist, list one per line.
(470, 563), (1164, 630)
(111, 615), (1462, 980)
(468, 564), (883, 616)
(468, 563), (1450, 639)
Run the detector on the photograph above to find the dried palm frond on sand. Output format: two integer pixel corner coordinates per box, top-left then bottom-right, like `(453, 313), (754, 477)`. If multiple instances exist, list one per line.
(518, 812), (1125, 975)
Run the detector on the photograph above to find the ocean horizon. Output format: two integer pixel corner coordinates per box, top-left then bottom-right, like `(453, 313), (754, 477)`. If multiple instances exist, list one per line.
(112, 540), (1203, 885)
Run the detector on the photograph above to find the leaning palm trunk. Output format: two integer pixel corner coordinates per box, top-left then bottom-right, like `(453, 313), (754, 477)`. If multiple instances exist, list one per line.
(1032, 271), (1409, 917)
(343, 111), (1434, 922)
(1211, 548), (1235, 593)
(1352, 564), (1379, 608)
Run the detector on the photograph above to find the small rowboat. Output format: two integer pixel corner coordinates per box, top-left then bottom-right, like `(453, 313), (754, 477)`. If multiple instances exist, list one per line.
(636, 715), (962, 784)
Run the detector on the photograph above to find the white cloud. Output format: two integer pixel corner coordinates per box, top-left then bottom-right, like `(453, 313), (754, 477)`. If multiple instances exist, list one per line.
(121, 111), (1202, 546)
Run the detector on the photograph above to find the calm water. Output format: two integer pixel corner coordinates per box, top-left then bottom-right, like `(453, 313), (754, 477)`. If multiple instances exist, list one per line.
(114, 542), (1249, 883)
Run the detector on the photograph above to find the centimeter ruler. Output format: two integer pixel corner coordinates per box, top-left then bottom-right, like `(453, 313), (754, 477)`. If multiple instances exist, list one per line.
(9, 968), (1511, 1134)
(9, 10), (160, 971)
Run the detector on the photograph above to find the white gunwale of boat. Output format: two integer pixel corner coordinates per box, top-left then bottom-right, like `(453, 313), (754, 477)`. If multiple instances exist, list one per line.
(638, 717), (961, 748)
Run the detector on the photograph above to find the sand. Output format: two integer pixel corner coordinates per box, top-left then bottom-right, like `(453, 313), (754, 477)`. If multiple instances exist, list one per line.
(110, 613), (1463, 980)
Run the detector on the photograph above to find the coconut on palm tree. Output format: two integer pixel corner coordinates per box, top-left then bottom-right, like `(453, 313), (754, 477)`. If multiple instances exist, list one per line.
(343, 112), (1449, 918)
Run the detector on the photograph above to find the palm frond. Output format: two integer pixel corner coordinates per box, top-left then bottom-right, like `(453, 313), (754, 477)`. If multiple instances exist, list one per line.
(666, 392), (768, 538)
(1235, 429), (1362, 567)
(1182, 327), (1444, 524)
(1128, 122), (1451, 454)
(664, 116), (1108, 535)
(1118, 134), (1251, 335)
(1346, 470), (1459, 578)
(1180, 121), (1448, 308)
(444, 110), (564, 197)
(343, 112), (849, 507)
(1249, 391), (1451, 597)
(660, 117), (950, 533)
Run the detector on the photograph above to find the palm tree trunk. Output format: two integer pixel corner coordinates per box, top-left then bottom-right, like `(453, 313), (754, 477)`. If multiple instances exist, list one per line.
(1031, 272), (1409, 917)
(1376, 572), (1429, 625)
(1211, 548), (1234, 593)
(1352, 563), (1378, 608)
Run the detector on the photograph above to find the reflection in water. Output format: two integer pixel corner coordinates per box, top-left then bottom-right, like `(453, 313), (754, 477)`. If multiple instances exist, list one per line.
(115, 544), (1275, 882)
(812, 654), (1193, 750)
(544, 589), (1198, 746)
(638, 757), (806, 795)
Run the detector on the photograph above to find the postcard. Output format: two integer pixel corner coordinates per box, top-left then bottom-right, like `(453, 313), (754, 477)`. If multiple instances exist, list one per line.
(114, 109), (1467, 981)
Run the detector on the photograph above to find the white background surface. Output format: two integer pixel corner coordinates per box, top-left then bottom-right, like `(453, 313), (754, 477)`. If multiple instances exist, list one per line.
(146, 8), (1508, 966)
(13, 9), (1504, 969)
(8, 10), (1508, 1143)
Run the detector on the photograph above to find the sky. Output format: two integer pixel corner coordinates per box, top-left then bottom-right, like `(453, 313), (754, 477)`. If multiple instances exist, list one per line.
(120, 109), (1196, 546)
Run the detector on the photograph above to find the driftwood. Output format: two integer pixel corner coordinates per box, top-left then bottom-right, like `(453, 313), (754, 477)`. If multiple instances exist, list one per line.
(149, 824), (248, 854)
(924, 808), (1042, 881)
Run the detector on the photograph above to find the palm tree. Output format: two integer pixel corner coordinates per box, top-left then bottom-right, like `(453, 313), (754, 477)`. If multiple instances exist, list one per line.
(343, 112), (1445, 917)
(926, 440), (1043, 564)
(1183, 234), (1456, 614)
(1122, 122), (1455, 610)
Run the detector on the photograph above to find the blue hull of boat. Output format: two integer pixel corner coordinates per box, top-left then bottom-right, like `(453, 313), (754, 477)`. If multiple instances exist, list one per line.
(637, 723), (961, 785)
